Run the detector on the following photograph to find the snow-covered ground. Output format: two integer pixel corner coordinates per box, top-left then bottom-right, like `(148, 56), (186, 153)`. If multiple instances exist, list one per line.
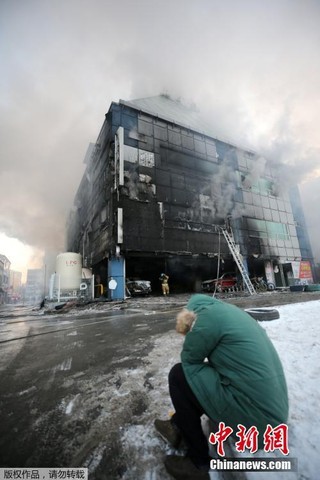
(118, 300), (320, 480)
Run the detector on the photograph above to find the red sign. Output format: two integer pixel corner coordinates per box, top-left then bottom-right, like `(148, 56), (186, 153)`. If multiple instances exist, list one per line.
(299, 261), (313, 280)
(209, 422), (290, 457)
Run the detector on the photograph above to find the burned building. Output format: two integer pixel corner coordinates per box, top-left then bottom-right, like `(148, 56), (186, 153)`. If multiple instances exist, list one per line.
(66, 95), (315, 297)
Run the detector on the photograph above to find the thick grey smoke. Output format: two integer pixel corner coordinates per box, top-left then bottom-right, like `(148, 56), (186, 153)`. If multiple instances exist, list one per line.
(1, 0), (319, 261)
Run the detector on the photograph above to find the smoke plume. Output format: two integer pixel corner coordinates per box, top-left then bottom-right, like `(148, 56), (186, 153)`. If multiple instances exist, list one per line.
(1, 0), (319, 264)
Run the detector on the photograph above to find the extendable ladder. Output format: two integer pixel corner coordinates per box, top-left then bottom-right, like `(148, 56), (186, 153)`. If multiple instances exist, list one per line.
(221, 228), (256, 295)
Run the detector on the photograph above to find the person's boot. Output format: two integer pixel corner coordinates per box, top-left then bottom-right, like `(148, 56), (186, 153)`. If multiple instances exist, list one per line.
(164, 455), (210, 480)
(154, 419), (182, 449)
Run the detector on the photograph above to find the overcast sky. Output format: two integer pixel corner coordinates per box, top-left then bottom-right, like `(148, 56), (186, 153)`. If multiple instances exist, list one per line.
(1, 0), (319, 275)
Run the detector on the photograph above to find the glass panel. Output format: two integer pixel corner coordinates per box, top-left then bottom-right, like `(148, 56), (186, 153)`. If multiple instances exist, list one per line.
(288, 225), (297, 236)
(243, 191), (253, 204)
(269, 198), (277, 209)
(263, 208), (273, 221)
(286, 213), (294, 224)
(280, 211), (288, 223)
(251, 178), (275, 195)
(245, 205), (255, 216)
(246, 217), (290, 240)
(252, 193), (262, 206)
(286, 248), (294, 257)
(254, 206), (263, 218)
(271, 210), (280, 222)
(237, 151), (248, 168)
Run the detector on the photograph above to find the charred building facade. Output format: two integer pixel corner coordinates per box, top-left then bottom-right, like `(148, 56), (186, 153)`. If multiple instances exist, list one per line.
(66, 96), (315, 297)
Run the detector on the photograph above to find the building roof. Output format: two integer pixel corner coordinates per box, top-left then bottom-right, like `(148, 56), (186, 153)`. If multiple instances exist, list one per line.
(119, 95), (217, 139)
(0, 254), (11, 266)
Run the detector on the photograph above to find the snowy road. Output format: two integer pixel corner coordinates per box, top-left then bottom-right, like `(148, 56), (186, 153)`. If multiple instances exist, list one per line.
(0, 304), (178, 475)
(1, 298), (319, 480)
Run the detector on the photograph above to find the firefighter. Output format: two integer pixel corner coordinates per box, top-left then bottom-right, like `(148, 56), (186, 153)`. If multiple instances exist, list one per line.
(160, 273), (170, 295)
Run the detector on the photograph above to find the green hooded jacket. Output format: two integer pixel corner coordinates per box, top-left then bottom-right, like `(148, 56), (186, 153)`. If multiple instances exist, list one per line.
(181, 294), (288, 447)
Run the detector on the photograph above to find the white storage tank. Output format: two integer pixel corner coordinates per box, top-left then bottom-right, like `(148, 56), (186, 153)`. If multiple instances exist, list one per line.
(56, 252), (82, 290)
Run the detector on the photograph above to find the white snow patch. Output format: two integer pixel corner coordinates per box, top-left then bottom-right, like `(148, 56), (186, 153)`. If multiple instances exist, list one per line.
(52, 357), (72, 372)
(18, 385), (37, 396)
(83, 444), (106, 473)
(67, 330), (78, 336)
(65, 394), (80, 415)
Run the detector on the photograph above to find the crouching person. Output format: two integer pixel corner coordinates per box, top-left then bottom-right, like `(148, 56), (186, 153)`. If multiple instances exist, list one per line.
(155, 294), (288, 480)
